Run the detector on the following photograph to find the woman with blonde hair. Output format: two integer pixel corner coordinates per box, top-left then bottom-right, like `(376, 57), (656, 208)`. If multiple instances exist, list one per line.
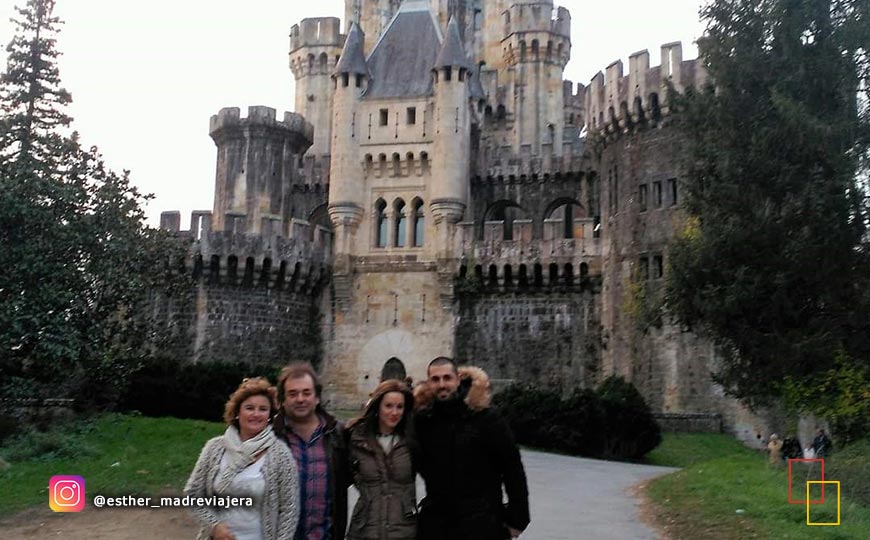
(185, 377), (299, 540)
(346, 379), (418, 540)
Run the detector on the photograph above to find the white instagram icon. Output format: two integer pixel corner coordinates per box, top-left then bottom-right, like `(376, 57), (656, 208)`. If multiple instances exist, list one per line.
(53, 480), (81, 507)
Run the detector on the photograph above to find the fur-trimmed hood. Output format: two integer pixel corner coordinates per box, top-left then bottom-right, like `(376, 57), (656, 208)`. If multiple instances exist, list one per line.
(414, 366), (492, 412)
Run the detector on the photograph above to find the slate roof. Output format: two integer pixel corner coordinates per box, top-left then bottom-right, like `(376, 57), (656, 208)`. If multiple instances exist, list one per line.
(364, 0), (443, 99)
(334, 22), (370, 78)
(434, 16), (471, 70)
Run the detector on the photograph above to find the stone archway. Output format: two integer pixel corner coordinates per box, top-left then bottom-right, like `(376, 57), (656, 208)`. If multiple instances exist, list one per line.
(381, 357), (406, 382)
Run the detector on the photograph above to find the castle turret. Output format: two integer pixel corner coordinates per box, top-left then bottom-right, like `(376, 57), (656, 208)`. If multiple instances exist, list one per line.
(430, 16), (471, 250)
(503, 1), (571, 155)
(290, 18), (345, 156)
(209, 106), (313, 234)
(328, 22), (369, 253)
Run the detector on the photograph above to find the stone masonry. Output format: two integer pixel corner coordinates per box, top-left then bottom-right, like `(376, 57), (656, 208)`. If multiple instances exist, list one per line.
(159, 0), (776, 442)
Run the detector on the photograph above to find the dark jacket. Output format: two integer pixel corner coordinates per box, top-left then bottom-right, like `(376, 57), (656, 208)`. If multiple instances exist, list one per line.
(413, 367), (530, 540)
(346, 423), (418, 540)
(274, 407), (349, 540)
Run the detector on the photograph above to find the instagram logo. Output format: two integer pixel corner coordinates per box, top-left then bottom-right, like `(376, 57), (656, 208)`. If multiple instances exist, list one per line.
(49, 475), (85, 512)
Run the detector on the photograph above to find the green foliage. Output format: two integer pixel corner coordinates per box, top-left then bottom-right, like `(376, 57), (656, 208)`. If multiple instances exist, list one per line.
(0, 0), (187, 406)
(782, 350), (870, 444)
(665, 0), (870, 409)
(647, 446), (870, 540)
(0, 414), (224, 515)
(493, 376), (661, 460)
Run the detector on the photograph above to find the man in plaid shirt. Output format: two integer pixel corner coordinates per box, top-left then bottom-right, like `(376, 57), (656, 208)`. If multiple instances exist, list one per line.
(275, 362), (349, 540)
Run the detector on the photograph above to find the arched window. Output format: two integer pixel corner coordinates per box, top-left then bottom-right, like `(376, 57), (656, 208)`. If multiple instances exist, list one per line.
(394, 199), (406, 247)
(319, 52), (328, 72)
(375, 199), (387, 248)
(412, 198), (424, 247)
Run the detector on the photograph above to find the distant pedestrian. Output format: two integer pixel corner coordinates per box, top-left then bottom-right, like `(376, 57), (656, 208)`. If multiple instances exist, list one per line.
(812, 429), (832, 458)
(767, 434), (783, 465)
(781, 435), (802, 460)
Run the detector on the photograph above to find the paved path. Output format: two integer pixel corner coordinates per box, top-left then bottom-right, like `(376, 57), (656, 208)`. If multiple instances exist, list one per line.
(5, 450), (676, 539)
(350, 449), (678, 540)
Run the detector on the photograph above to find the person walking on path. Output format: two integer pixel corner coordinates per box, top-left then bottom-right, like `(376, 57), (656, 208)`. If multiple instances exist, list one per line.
(414, 357), (529, 540)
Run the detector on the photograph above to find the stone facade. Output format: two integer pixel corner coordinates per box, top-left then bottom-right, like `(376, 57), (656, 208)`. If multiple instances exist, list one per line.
(158, 0), (773, 441)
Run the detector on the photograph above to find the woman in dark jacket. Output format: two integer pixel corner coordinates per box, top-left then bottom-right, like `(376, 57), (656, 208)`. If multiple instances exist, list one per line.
(346, 380), (417, 540)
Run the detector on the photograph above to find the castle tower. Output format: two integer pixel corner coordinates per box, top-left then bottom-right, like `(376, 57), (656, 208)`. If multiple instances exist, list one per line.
(327, 22), (369, 253)
(209, 106), (313, 234)
(289, 18), (345, 157)
(503, 0), (572, 155)
(430, 15), (471, 251)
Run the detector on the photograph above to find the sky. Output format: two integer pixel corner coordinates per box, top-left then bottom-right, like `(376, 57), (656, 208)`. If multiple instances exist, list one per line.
(0, 0), (707, 228)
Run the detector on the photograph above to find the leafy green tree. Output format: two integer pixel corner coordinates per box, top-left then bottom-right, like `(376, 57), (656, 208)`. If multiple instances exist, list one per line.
(0, 0), (185, 405)
(666, 0), (870, 409)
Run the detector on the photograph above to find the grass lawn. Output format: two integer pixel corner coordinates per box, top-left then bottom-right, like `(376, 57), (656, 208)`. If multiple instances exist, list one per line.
(0, 414), (224, 516)
(646, 434), (870, 539)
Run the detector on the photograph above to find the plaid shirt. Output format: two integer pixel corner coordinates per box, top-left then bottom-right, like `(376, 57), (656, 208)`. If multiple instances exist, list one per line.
(286, 418), (331, 540)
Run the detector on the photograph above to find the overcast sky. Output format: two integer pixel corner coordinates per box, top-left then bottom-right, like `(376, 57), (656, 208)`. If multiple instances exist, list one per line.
(0, 0), (706, 228)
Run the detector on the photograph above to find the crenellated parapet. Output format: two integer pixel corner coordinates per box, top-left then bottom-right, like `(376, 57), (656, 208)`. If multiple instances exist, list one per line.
(455, 220), (602, 290)
(585, 42), (708, 136)
(478, 142), (587, 178)
(159, 210), (332, 293)
(209, 106), (314, 147)
(290, 17), (344, 54)
(501, 2), (572, 68)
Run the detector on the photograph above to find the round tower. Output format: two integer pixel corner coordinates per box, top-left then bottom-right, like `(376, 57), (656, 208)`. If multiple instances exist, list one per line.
(430, 16), (472, 244)
(209, 106), (313, 234)
(289, 17), (344, 156)
(504, 1), (571, 155)
(328, 22), (370, 253)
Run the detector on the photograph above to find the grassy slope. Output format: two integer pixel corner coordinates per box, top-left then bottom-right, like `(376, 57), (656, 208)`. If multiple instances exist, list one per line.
(0, 414), (223, 516)
(646, 435), (870, 540)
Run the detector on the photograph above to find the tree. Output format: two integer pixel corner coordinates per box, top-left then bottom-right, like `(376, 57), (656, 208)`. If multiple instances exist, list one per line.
(665, 0), (870, 410)
(0, 0), (185, 405)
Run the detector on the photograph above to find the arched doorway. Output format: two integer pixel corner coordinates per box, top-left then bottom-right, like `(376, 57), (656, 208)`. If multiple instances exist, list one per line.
(381, 357), (407, 382)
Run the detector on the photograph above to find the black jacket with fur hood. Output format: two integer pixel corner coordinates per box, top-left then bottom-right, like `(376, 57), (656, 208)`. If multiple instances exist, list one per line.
(413, 366), (530, 540)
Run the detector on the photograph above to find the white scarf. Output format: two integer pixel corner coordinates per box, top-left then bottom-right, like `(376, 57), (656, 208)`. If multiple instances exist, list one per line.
(215, 424), (275, 494)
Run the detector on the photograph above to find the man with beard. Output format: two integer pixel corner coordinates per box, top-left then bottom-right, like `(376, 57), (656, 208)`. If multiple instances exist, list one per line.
(414, 357), (530, 540)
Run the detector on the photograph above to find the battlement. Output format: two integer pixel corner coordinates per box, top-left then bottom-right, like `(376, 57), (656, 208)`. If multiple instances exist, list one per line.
(477, 142), (587, 178)
(209, 106), (314, 146)
(563, 80), (585, 105)
(290, 18), (344, 53)
(160, 210), (332, 291)
(504, 3), (571, 38)
(455, 220), (602, 289)
(585, 42), (708, 134)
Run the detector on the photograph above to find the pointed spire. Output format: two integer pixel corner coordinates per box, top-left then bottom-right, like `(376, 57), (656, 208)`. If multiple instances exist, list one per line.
(434, 16), (471, 70)
(334, 23), (370, 78)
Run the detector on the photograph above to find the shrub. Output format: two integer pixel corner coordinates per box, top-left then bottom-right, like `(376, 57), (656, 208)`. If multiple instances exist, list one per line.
(119, 357), (282, 421)
(493, 376), (661, 460)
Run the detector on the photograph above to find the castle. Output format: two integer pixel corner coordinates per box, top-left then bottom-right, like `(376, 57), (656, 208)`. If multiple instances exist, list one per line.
(158, 0), (768, 442)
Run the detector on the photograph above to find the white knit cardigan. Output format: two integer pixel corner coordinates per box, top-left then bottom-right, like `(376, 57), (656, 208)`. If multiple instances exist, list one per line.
(184, 435), (300, 540)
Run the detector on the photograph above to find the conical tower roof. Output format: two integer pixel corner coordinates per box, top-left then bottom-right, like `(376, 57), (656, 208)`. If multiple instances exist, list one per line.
(434, 16), (471, 70)
(334, 23), (370, 78)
